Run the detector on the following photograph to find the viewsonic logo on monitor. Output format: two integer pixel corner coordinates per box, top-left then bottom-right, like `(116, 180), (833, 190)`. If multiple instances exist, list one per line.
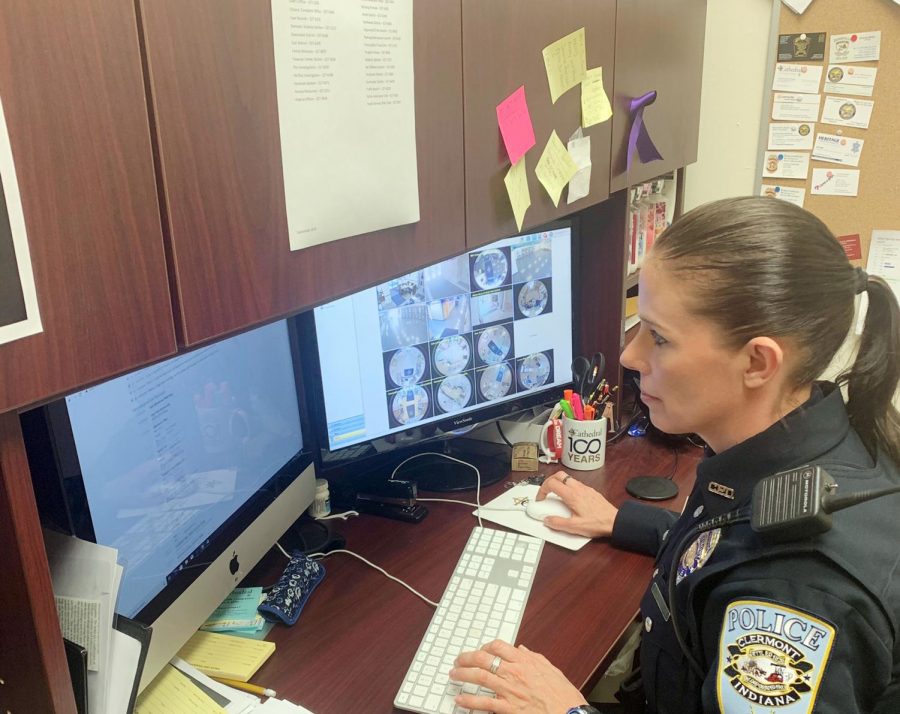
(451, 416), (474, 427)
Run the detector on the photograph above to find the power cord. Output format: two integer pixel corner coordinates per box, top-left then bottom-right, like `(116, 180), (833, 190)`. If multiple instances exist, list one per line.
(272, 452), (490, 608)
(389, 451), (486, 526)
(315, 510), (360, 521)
(496, 421), (514, 447)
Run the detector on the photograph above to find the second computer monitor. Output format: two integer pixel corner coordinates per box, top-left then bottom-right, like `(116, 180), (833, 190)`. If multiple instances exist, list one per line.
(306, 224), (576, 484)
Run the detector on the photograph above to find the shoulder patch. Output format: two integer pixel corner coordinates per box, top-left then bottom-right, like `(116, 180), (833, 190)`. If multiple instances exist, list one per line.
(717, 600), (836, 713)
(676, 528), (721, 583)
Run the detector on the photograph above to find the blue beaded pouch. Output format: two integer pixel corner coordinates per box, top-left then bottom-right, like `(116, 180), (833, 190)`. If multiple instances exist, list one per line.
(258, 552), (326, 626)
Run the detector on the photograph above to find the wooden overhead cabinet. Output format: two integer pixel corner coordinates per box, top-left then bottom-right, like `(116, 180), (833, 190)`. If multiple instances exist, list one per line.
(610, 0), (707, 192)
(139, 0), (467, 346)
(0, 1), (176, 711)
(462, 0), (617, 248)
(0, 0), (176, 414)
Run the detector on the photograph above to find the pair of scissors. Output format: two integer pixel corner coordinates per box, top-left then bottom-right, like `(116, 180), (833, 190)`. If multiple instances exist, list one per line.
(571, 352), (605, 400)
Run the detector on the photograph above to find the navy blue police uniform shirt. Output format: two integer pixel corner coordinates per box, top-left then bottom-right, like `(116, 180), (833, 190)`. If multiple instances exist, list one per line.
(610, 383), (900, 713)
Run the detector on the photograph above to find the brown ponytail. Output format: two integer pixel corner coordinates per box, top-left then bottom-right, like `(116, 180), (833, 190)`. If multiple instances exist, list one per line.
(844, 274), (900, 463)
(652, 196), (900, 464)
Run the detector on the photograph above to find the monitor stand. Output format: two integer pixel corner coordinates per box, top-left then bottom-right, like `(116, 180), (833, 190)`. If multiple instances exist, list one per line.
(396, 438), (510, 493)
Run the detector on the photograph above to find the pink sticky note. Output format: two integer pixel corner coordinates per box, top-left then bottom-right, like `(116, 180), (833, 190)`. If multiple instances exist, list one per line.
(496, 86), (536, 165)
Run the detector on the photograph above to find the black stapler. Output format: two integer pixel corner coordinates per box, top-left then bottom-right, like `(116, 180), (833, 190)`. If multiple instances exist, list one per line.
(355, 479), (428, 522)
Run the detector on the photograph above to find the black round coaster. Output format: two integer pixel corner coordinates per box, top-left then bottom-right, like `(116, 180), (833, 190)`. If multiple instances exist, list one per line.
(625, 475), (679, 501)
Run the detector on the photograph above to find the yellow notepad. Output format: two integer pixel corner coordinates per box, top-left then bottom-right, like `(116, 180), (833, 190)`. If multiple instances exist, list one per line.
(135, 666), (226, 714)
(176, 631), (276, 682)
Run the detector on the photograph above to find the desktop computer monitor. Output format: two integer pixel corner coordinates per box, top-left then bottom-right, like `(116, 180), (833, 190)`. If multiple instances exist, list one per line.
(21, 318), (316, 690)
(300, 223), (576, 492)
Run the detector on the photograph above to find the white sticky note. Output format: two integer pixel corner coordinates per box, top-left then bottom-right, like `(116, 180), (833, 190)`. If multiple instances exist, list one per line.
(768, 122), (815, 151)
(811, 168), (860, 196)
(772, 63), (823, 94)
(566, 127), (592, 204)
(812, 133), (864, 167)
(820, 96), (874, 130)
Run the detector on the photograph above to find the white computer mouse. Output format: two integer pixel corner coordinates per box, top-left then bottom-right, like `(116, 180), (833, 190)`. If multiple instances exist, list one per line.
(525, 495), (573, 521)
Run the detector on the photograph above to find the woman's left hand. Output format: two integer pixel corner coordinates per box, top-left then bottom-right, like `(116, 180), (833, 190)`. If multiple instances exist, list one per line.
(449, 639), (588, 714)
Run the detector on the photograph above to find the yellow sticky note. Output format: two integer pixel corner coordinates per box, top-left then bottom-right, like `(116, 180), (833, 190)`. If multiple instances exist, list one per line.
(504, 158), (531, 231)
(135, 666), (227, 714)
(582, 67), (612, 127)
(177, 630), (276, 682)
(542, 28), (587, 104)
(535, 131), (579, 207)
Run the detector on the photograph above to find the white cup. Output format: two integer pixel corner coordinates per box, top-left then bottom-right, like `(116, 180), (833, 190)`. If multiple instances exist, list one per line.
(560, 416), (607, 470)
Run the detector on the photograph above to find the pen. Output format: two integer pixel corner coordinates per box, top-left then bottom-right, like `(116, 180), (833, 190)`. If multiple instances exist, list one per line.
(559, 399), (575, 419)
(210, 676), (277, 698)
(563, 388), (574, 403)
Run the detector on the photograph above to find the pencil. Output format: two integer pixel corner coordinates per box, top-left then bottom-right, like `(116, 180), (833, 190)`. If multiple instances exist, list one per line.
(210, 676), (277, 698)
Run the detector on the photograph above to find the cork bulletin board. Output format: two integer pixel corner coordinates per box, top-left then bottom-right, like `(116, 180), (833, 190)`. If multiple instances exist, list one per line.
(759, 0), (900, 265)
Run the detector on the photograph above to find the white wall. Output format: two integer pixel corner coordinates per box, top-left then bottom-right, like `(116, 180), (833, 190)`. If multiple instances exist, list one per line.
(683, 0), (774, 211)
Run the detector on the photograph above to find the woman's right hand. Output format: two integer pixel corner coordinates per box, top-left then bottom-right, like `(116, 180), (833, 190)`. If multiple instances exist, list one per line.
(535, 471), (618, 538)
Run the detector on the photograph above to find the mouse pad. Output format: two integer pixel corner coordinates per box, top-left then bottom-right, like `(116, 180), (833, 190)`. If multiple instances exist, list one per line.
(473, 483), (591, 551)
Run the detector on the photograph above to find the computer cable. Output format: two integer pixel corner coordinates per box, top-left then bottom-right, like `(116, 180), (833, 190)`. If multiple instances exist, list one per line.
(495, 421), (514, 447)
(274, 539), (440, 607)
(314, 510), (360, 521)
(664, 447), (679, 480)
(389, 451), (486, 526)
(309, 549), (440, 607)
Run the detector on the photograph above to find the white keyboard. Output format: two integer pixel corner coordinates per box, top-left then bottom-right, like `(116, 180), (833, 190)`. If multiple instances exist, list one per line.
(394, 526), (544, 714)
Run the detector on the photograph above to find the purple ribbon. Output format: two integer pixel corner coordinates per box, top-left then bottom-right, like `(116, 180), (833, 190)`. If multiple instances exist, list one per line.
(627, 90), (663, 171)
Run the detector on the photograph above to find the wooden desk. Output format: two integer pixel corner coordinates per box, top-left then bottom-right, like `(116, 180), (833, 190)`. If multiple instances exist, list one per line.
(246, 436), (700, 711)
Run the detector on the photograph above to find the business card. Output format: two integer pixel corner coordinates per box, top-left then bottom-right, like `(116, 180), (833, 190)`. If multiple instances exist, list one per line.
(824, 65), (877, 97)
(772, 93), (821, 122)
(812, 133), (864, 167)
(762, 151), (810, 179)
(820, 96), (874, 129)
(772, 63), (824, 94)
(811, 168), (860, 197)
(760, 184), (806, 208)
(837, 234), (862, 261)
(778, 32), (827, 62)
(830, 31), (881, 63)
(768, 122), (815, 151)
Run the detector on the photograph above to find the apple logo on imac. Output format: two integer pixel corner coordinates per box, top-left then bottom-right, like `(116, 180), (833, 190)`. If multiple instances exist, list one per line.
(229, 551), (240, 576)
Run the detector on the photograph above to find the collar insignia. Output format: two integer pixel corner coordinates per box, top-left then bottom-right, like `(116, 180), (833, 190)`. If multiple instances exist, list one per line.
(708, 482), (735, 500)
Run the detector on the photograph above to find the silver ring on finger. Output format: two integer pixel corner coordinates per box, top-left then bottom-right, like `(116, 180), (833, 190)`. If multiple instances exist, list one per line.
(489, 655), (502, 675)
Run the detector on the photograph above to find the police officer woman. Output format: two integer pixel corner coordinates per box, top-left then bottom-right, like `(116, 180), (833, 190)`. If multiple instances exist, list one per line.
(449, 196), (900, 713)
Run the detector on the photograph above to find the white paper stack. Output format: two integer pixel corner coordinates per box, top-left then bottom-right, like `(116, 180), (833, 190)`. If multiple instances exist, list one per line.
(44, 529), (124, 714)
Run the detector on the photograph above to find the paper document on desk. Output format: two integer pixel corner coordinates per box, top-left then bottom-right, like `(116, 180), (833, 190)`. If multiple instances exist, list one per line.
(474, 484), (590, 551)
(171, 658), (259, 714)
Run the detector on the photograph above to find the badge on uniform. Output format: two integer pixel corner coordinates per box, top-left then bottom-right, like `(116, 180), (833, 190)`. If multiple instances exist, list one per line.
(717, 600), (835, 713)
(675, 529), (721, 583)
